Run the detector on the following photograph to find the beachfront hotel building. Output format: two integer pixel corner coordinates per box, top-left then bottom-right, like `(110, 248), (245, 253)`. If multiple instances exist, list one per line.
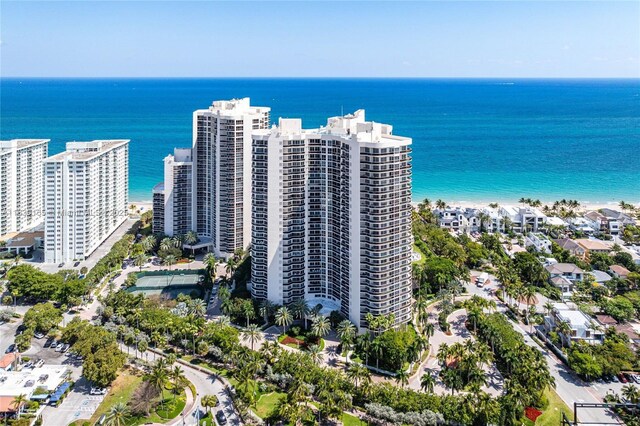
(251, 110), (413, 330)
(43, 140), (129, 264)
(0, 139), (49, 238)
(191, 98), (270, 257)
(152, 148), (193, 236)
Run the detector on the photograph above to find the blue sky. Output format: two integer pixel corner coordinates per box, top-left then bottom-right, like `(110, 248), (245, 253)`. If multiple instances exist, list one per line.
(1, 1), (638, 78)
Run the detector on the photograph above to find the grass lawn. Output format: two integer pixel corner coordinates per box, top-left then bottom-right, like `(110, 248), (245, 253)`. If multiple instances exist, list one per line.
(342, 412), (366, 426)
(254, 391), (286, 419)
(533, 388), (573, 426)
(198, 412), (214, 426)
(277, 333), (325, 351)
(69, 368), (143, 426)
(412, 243), (427, 265)
(155, 389), (186, 420)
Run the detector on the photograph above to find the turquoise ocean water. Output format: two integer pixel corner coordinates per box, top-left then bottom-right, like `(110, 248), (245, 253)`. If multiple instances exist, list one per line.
(1, 78), (638, 204)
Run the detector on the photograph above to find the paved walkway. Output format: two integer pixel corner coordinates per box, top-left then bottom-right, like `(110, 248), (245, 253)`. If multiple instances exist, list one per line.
(122, 343), (243, 426)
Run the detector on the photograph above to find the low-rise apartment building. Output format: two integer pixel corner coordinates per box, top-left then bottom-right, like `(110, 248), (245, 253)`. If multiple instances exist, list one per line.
(525, 232), (552, 253)
(544, 302), (604, 346)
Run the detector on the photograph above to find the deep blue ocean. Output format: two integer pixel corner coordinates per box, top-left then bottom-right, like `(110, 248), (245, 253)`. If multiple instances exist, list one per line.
(1, 78), (639, 204)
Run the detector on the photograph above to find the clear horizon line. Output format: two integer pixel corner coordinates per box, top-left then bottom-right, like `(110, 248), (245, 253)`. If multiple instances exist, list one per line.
(2, 76), (639, 80)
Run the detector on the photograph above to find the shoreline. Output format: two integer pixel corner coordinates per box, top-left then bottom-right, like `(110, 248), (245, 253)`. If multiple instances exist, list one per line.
(129, 198), (638, 214)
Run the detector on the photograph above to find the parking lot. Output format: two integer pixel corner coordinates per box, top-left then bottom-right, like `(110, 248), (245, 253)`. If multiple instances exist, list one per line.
(0, 322), (105, 426)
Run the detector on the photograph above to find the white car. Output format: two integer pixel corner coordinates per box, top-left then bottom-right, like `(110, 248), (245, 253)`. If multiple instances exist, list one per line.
(90, 387), (107, 395)
(54, 343), (64, 352)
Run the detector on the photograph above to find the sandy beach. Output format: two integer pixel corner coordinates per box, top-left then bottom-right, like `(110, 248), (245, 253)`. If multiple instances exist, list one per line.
(411, 199), (638, 214)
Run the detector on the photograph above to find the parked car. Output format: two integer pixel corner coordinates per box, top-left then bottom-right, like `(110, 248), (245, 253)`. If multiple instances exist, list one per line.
(90, 387), (107, 395)
(611, 375), (620, 383)
(58, 262), (65, 268)
(62, 344), (70, 353)
(44, 337), (55, 348)
(74, 261), (80, 267)
(34, 332), (45, 339)
(54, 343), (64, 352)
(35, 359), (45, 368)
(618, 374), (628, 383)
(5, 344), (15, 353)
(22, 361), (33, 369)
(215, 410), (227, 425)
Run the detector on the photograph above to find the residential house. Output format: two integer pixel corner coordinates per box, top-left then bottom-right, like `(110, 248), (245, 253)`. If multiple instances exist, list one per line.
(553, 238), (586, 258)
(600, 208), (636, 230)
(499, 206), (546, 233)
(590, 270), (612, 285)
(568, 218), (596, 235)
(437, 208), (472, 233)
(545, 262), (585, 283)
(575, 238), (612, 259)
(584, 210), (620, 235)
(609, 264), (630, 280)
(0, 353), (17, 372)
(525, 232), (552, 254)
(544, 303), (604, 346)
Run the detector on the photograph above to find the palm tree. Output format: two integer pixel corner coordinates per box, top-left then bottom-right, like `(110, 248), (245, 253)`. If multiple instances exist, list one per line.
(556, 320), (572, 346)
(336, 320), (356, 359)
(290, 299), (310, 329)
(163, 254), (177, 270)
(242, 300), (255, 327)
(10, 394), (27, 419)
(201, 395), (218, 414)
(275, 306), (293, 335)
(134, 253), (148, 271)
(171, 236), (182, 249)
(147, 362), (169, 410)
(521, 285), (537, 328)
(160, 237), (173, 252)
(347, 364), (370, 390)
(543, 301), (555, 316)
(242, 324), (261, 351)
(307, 344), (324, 365)
(310, 315), (331, 341)
(395, 369), (410, 388)
(420, 372), (435, 393)
(259, 299), (274, 323)
(435, 199), (447, 210)
(478, 212), (490, 233)
(622, 384), (640, 404)
(105, 402), (129, 426)
(183, 231), (198, 256)
(203, 253), (218, 280)
(169, 366), (186, 399)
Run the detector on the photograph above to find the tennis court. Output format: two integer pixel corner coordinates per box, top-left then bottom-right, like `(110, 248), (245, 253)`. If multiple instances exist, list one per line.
(135, 273), (203, 287)
(126, 270), (206, 299)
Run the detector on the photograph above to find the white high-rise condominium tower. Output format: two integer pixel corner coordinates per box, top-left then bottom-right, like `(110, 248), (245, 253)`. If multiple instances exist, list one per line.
(251, 110), (413, 330)
(44, 140), (129, 264)
(152, 148), (193, 236)
(0, 139), (49, 237)
(192, 98), (270, 258)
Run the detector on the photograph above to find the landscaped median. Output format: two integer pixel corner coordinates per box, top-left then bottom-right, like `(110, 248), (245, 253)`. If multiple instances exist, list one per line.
(67, 365), (194, 426)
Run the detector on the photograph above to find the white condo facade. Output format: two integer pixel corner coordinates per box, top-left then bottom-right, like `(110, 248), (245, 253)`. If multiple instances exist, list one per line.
(251, 110), (413, 330)
(0, 139), (49, 237)
(153, 148), (193, 237)
(44, 140), (129, 264)
(191, 98), (270, 258)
